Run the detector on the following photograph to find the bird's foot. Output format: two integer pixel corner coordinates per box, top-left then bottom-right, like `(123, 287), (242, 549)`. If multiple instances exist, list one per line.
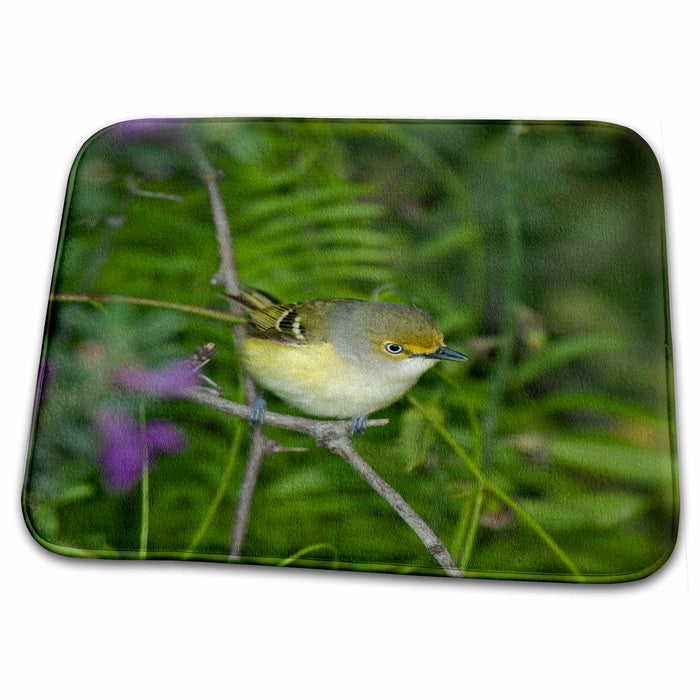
(349, 415), (368, 437)
(249, 394), (267, 427)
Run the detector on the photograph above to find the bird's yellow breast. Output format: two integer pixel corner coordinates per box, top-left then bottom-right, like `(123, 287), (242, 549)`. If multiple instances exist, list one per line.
(241, 337), (433, 418)
(242, 339), (343, 398)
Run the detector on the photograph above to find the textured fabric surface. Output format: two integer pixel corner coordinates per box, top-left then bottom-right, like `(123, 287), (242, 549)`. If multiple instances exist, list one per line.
(22, 119), (678, 582)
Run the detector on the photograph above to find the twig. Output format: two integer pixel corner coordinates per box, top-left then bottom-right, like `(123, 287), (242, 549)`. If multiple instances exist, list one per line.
(228, 421), (265, 559)
(187, 136), (274, 559)
(185, 387), (389, 439)
(51, 293), (245, 325)
(186, 387), (462, 576)
(187, 137), (253, 399)
(125, 174), (184, 202)
(325, 441), (462, 576)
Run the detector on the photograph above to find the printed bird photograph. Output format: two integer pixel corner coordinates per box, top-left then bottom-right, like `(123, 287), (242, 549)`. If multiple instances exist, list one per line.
(23, 118), (677, 582)
(233, 288), (468, 434)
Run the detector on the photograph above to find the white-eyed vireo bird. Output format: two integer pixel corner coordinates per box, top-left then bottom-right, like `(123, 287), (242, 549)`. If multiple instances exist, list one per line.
(231, 288), (468, 434)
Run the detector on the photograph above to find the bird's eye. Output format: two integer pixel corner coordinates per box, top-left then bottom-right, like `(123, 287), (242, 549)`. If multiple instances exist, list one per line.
(385, 343), (404, 354)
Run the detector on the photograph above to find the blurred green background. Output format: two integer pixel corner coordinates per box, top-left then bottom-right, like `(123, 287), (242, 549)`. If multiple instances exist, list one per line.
(23, 119), (677, 581)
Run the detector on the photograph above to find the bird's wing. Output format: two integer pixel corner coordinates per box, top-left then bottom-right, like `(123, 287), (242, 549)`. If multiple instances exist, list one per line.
(227, 288), (309, 345)
(226, 287), (282, 310)
(247, 298), (349, 346)
(247, 303), (310, 345)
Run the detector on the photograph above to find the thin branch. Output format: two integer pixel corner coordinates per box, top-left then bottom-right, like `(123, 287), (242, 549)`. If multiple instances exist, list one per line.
(51, 293), (245, 325)
(125, 174), (184, 202)
(186, 387), (389, 439)
(187, 136), (272, 560)
(325, 440), (462, 577)
(187, 136), (254, 402)
(185, 387), (461, 576)
(228, 421), (266, 560)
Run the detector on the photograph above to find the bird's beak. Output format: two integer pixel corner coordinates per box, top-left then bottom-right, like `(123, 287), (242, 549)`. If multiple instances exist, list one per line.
(423, 346), (469, 362)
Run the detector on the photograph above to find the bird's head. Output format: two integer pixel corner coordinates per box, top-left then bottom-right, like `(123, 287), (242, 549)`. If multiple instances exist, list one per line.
(328, 301), (468, 374)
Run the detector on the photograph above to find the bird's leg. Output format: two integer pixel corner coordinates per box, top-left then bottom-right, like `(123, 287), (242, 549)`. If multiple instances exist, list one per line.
(249, 393), (267, 427)
(349, 415), (368, 437)
(247, 393), (308, 454)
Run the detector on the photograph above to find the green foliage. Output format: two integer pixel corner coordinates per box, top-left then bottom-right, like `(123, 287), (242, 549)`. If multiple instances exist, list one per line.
(24, 120), (677, 581)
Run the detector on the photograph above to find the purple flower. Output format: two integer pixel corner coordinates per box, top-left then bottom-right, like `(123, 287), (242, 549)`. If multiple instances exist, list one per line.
(95, 410), (187, 494)
(113, 358), (198, 398)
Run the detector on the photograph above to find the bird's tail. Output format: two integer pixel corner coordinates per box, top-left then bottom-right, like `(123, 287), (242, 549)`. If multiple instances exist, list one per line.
(226, 287), (281, 310)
